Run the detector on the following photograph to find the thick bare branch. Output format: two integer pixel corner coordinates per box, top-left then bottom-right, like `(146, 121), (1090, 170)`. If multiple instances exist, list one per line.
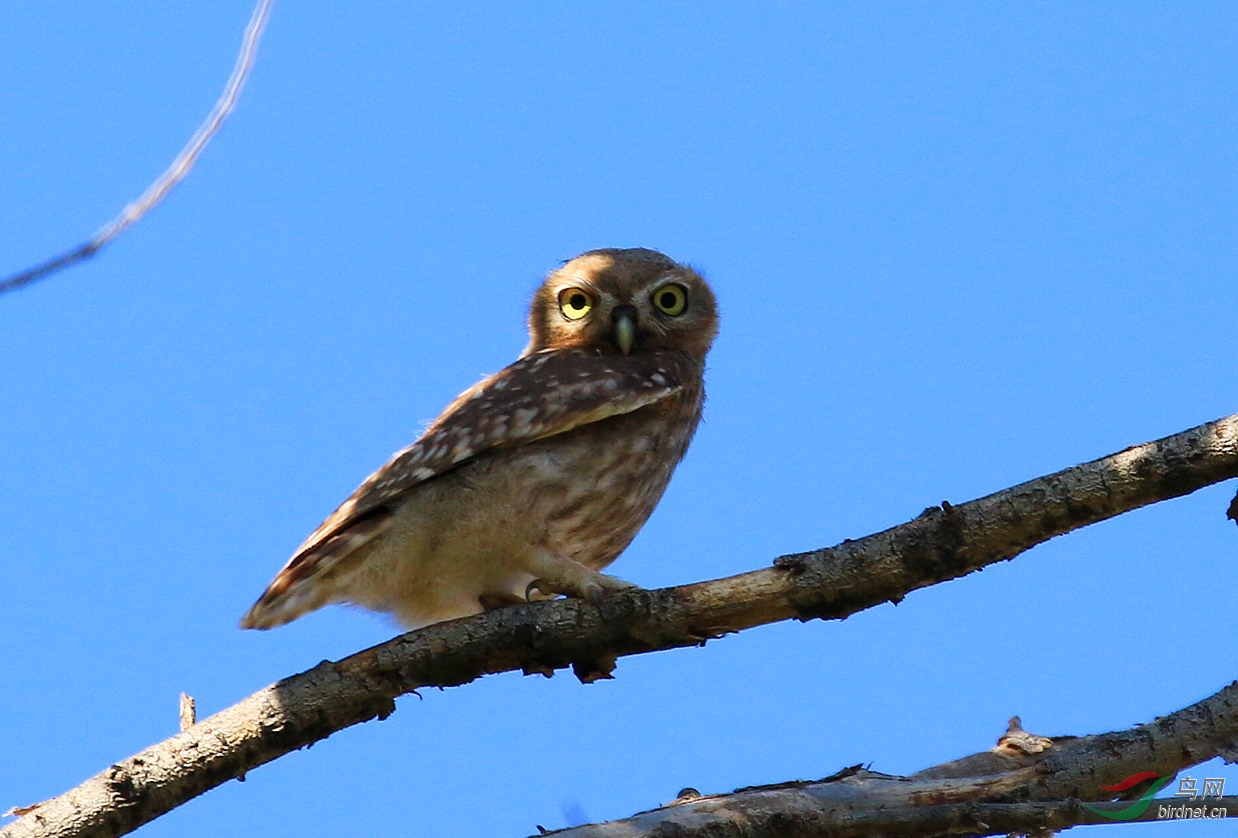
(4, 413), (1237, 838)
(0, 0), (273, 296)
(550, 795), (1238, 838)
(547, 681), (1238, 837)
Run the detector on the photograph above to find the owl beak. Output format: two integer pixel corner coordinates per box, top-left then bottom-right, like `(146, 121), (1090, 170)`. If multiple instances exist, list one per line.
(612, 306), (638, 355)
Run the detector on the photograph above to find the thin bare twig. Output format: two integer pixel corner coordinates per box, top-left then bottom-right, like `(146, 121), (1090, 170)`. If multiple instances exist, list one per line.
(0, 0), (274, 296)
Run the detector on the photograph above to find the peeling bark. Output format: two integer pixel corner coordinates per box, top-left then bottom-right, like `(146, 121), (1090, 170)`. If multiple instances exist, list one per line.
(545, 691), (1238, 837)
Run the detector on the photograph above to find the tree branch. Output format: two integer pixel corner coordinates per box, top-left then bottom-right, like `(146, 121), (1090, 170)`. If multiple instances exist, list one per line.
(4, 413), (1237, 838)
(0, 0), (273, 296)
(546, 681), (1238, 837)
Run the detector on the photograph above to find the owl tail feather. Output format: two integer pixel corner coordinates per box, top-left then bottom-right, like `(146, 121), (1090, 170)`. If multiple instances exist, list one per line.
(239, 513), (392, 630)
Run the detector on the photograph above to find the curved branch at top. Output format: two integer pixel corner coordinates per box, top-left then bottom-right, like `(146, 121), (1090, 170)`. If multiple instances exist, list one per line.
(0, 0), (273, 296)
(4, 413), (1237, 838)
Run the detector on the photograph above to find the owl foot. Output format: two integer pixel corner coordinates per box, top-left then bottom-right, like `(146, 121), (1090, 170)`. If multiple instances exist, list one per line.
(525, 550), (639, 605)
(526, 574), (636, 604)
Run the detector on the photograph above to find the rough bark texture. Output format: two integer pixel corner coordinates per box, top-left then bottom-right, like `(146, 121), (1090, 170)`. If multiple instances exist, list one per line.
(545, 684), (1238, 837)
(4, 414), (1237, 838)
(547, 796), (1238, 838)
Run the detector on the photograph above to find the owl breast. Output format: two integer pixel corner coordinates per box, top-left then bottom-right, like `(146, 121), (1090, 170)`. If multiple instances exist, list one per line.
(503, 383), (703, 568)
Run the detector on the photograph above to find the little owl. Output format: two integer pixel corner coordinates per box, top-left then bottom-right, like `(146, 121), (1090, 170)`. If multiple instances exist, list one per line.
(240, 248), (718, 630)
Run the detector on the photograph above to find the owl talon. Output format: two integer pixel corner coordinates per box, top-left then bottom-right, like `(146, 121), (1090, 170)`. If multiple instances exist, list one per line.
(528, 569), (637, 604)
(583, 577), (643, 604)
(591, 574), (639, 594)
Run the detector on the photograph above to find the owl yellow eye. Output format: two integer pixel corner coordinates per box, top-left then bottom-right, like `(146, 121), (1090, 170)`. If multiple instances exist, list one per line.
(652, 283), (688, 316)
(557, 288), (594, 320)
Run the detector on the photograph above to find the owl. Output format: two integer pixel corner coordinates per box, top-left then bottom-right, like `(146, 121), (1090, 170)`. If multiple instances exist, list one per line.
(240, 248), (718, 630)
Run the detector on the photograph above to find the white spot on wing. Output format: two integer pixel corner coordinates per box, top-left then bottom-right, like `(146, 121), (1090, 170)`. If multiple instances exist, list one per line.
(514, 406), (539, 430)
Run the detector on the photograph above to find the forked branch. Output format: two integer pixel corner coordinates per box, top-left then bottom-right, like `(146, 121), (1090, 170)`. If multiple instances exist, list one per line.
(549, 683), (1238, 836)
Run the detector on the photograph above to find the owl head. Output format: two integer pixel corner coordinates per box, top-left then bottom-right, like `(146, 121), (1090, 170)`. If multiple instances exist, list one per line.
(525, 248), (718, 361)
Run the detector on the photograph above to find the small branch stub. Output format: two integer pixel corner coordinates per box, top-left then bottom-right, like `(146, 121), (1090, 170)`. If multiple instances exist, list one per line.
(179, 693), (196, 732)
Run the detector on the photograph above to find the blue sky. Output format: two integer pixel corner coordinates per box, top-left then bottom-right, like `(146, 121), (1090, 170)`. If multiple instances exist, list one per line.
(2, 3), (1236, 836)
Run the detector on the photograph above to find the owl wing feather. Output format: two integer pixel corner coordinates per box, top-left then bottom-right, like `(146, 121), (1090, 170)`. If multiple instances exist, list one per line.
(240, 348), (686, 628)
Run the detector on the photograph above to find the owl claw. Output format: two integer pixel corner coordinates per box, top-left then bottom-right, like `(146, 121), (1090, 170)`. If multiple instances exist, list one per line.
(587, 574), (639, 597)
(525, 570), (637, 605)
(583, 576), (642, 605)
